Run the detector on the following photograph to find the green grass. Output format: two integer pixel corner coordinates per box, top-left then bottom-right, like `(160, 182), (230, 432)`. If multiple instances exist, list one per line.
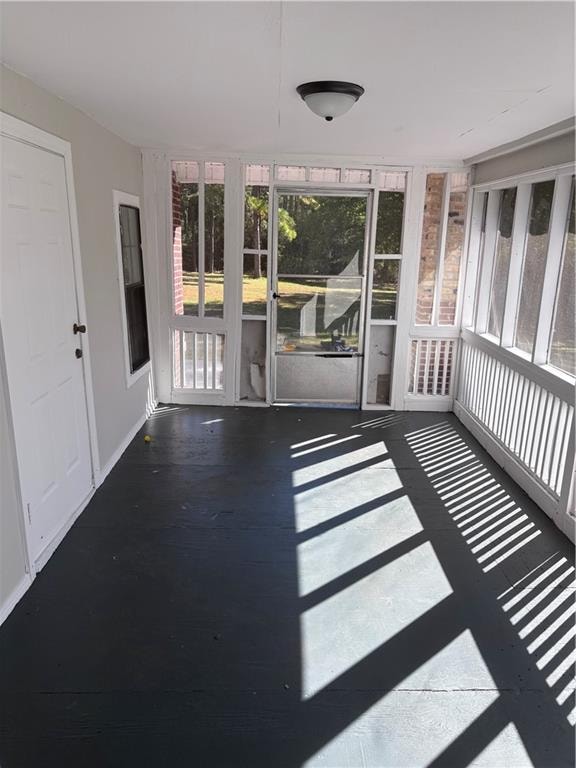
(182, 272), (397, 329)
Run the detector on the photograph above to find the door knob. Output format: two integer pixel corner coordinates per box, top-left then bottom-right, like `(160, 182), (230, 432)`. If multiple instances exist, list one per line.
(73, 323), (87, 334)
(75, 348), (83, 359)
(272, 292), (281, 299)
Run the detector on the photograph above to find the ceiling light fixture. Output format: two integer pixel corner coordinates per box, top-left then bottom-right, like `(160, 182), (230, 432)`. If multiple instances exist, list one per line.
(296, 81), (365, 122)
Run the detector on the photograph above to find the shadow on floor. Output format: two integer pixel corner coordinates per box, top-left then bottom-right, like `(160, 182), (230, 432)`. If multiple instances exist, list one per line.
(0, 406), (574, 767)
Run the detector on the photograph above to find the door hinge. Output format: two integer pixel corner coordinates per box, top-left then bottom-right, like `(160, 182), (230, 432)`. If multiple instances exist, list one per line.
(26, 503), (32, 525)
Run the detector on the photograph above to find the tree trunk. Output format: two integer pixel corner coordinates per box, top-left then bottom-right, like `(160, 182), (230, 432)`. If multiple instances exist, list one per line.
(208, 216), (215, 274)
(254, 212), (262, 279)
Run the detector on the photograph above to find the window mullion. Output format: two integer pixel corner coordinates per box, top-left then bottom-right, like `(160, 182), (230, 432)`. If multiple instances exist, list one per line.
(500, 183), (531, 348)
(533, 173), (573, 365)
(475, 190), (500, 333)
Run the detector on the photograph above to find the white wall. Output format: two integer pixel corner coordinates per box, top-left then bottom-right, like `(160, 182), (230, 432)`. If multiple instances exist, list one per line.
(0, 329), (30, 617)
(472, 130), (575, 185)
(0, 65), (150, 616)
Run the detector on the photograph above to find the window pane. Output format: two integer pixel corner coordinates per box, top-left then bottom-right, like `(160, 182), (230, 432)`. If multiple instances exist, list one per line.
(276, 277), (362, 352)
(204, 175), (224, 318)
(416, 173), (447, 324)
(375, 191), (404, 254)
(378, 171), (406, 192)
(243, 253), (268, 316)
(244, 185), (269, 251)
(172, 163), (199, 316)
(125, 285), (149, 372)
(438, 173), (469, 325)
(309, 167), (340, 183)
(343, 168), (371, 184)
(277, 165), (306, 181)
(514, 181), (555, 353)
(473, 193), (489, 330)
(277, 194), (367, 276)
(118, 205), (149, 373)
(550, 181), (575, 375)
(371, 260), (399, 320)
(488, 187), (517, 338)
(119, 206), (143, 285)
(246, 164), (270, 185)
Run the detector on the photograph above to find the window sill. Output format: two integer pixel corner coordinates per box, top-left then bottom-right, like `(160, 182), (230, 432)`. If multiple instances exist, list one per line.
(126, 360), (151, 389)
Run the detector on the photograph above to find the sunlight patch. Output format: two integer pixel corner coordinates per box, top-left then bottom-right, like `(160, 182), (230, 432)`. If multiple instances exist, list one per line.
(294, 460), (402, 533)
(292, 441), (387, 487)
(297, 495), (422, 596)
(301, 541), (452, 698)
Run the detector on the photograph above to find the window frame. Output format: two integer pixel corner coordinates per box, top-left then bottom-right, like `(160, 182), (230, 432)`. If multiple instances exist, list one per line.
(464, 164), (575, 382)
(113, 190), (151, 388)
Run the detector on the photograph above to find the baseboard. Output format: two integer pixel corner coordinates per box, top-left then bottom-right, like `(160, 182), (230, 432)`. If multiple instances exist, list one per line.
(0, 573), (33, 626)
(403, 395), (453, 412)
(96, 412), (148, 487)
(454, 401), (575, 544)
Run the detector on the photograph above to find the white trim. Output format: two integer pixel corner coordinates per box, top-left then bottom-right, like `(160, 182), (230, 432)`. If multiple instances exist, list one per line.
(534, 174), (573, 365)
(0, 112), (100, 567)
(0, 574), (33, 627)
(404, 394), (453, 412)
(454, 401), (575, 543)
(472, 162), (574, 193)
(461, 328), (574, 402)
(112, 190), (152, 389)
(96, 411), (148, 485)
(465, 119), (575, 166)
(143, 147), (464, 169)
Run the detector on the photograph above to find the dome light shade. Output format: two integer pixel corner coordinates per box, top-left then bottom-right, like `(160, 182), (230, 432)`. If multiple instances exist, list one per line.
(296, 81), (365, 122)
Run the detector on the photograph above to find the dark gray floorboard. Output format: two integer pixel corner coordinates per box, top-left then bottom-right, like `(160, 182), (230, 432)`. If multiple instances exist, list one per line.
(1, 406), (574, 767)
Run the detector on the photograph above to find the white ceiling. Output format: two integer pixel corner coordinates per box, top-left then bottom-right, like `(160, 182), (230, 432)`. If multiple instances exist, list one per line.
(1, 1), (574, 160)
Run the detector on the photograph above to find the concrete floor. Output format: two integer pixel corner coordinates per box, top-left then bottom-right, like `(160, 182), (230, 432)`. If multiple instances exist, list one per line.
(0, 406), (574, 767)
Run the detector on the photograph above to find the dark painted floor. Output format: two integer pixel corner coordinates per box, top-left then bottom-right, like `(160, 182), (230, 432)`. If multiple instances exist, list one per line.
(1, 406), (574, 767)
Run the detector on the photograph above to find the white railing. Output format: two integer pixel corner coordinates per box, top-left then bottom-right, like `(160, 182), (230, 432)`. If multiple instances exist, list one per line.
(173, 330), (225, 391)
(409, 338), (457, 396)
(455, 330), (575, 538)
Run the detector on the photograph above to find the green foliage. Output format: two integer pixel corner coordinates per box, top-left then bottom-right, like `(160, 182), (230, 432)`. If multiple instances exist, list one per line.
(277, 195), (368, 275)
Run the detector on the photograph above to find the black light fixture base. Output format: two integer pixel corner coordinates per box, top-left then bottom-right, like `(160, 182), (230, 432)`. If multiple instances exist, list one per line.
(296, 81), (365, 101)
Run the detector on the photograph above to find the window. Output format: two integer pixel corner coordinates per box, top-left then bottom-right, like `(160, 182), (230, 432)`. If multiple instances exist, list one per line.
(438, 173), (468, 325)
(114, 193), (150, 382)
(415, 172), (469, 326)
(514, 181), (555, 354)
(371, 260), (400, 320)
(172, 161), (225, 318)
(487, 187), (516, 338)
(243, 164), (270, 317)
(375, 188), (404, 255)
(468, 171), (573, 382)
(549, 180), (575, 376)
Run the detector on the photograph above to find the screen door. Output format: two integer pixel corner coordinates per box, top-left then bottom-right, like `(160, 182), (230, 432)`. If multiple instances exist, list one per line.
(271, 191), (370, 404)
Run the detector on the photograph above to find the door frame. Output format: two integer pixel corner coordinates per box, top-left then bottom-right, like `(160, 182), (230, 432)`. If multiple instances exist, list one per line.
(0, 112), (100, 572)
(269, 186), (373, 406)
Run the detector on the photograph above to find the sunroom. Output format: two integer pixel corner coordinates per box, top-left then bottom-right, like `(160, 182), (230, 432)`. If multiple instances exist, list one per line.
(0, 2), (574, 766)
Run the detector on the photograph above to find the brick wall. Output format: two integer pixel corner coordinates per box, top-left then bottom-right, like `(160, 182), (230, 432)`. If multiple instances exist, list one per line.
(416, 173), (446, 324)
(438, 187), (468, 325)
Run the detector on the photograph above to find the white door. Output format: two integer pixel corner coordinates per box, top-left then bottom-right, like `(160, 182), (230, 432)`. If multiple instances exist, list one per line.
(1, 135), (93, 564)
(271, 190), (370, 405)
